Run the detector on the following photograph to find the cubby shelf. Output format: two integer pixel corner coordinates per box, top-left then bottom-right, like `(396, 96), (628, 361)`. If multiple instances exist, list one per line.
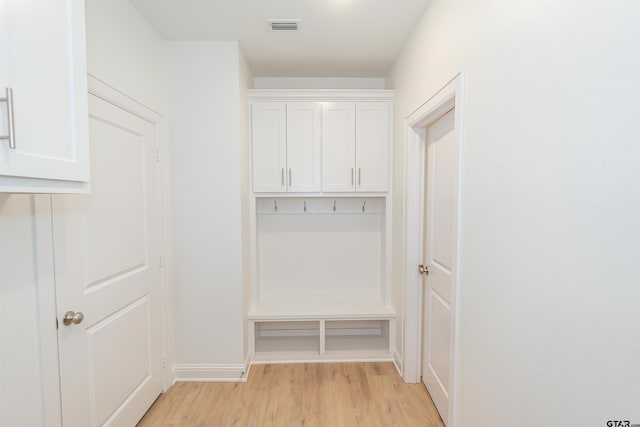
(251, 318), (393, 363)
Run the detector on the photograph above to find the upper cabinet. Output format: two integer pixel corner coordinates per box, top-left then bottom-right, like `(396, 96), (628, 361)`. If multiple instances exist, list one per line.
(0, 0), (89, 193)
(321, 102), (356, 192)
(355, 103), (391, 192)
(249, 90), (393, 194)
(322, 102), (390, 192)
(251, 102), (286, 192)
(251, 101), (321, 193)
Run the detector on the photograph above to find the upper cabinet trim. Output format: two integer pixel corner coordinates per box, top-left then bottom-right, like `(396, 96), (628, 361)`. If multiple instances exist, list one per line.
(248, 89), (395, 103)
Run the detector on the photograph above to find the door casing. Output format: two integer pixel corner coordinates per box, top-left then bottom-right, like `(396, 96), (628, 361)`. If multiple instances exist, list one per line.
(402, 73), (465, 426)
(33, 75), (173, 425)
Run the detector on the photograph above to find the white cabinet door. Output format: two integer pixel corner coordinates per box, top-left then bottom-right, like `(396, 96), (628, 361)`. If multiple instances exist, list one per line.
(252, 102), (286, 193)
(322, 102), (356, 192)
(356, 102), (390, 192)
(286, 102), (321, 192)
(0, 0), (89, 191)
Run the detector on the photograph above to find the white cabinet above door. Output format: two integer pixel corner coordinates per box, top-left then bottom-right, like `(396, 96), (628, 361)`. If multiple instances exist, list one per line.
(0, 0), (89, 193)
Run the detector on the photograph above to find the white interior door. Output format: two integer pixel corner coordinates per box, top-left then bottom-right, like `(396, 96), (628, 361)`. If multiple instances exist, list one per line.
(53, 93), (163, 426)
(422, 109), (457, 426)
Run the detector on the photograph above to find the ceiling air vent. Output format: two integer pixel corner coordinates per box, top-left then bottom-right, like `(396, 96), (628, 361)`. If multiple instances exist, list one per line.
(268, 20), (301, 32)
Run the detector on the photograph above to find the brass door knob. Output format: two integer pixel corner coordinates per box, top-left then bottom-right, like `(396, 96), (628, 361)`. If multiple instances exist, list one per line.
(62, 311), (84, 326)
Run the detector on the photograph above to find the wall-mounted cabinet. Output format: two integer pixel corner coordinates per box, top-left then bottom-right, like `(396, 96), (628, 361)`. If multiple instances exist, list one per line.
(322, 102), (390, 192)
(249, 90), (393, 195)
(251, 102), (321, 193)
(0, 0), (90, 193)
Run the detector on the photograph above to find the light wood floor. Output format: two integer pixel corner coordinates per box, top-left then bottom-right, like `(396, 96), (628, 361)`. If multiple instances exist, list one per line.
(138, 362), (444, 427)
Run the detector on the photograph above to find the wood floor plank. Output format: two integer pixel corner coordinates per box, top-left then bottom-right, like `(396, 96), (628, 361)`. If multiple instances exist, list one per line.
(137, 363), (444, 427)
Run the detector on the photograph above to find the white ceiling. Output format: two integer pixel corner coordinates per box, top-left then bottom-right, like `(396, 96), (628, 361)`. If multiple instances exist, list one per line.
(130, 0), (431, 77)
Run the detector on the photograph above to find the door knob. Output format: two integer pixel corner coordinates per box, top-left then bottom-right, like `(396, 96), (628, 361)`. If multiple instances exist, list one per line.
(62, 311), (84, 326)
(418, 264), (429, 276)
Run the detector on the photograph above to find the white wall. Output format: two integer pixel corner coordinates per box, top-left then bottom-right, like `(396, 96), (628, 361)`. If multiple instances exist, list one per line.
(86, 0), (167, 113)
(254, 77), (385, 89)
(0, 195), (58, 427)
(167, 42), (249, 378)
(387, 1), (640, 425)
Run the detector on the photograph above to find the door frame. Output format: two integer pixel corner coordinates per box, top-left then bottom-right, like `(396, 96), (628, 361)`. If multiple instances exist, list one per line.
(402, 73), (464, 425)
(35, 75), (174, 424)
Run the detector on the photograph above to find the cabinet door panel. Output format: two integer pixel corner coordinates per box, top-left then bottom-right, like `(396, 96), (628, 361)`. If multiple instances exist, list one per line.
(252, 102), (286, 192)
(0, 0), (89, 185)
(356, 103), (389, 192)
(322, 102), (356, 192)
(286, 102), (321, 192)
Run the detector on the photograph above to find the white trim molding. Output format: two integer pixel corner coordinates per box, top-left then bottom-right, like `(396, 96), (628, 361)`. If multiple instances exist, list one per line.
(402, 72), (465, 426)
(88, 74), (163, 123)
(247, 89), (395, 103)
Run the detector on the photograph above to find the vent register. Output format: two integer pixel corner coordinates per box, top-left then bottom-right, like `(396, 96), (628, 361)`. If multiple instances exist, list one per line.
(267, 19), (301, 31)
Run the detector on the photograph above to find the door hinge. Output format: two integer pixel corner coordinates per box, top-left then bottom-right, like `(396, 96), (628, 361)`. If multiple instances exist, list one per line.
(156, 148), (160, 162)
(418, 264), (429, 276)
(162, 354), (166, 369)
(159, 254), (164, 268)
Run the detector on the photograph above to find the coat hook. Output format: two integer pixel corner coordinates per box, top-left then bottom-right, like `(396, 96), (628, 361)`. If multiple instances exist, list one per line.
(362, 201), (367, 212)
(304, 201), (307, 212)
(274, 200), (278, 212)
(333, 200), (337, 212)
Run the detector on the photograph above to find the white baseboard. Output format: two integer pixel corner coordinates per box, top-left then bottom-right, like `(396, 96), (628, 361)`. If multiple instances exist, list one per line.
(392, 348), (403, 376)
(173, 364), (248, 382)
(243, 353), (253, 379)
(167, 365), (177, 389)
